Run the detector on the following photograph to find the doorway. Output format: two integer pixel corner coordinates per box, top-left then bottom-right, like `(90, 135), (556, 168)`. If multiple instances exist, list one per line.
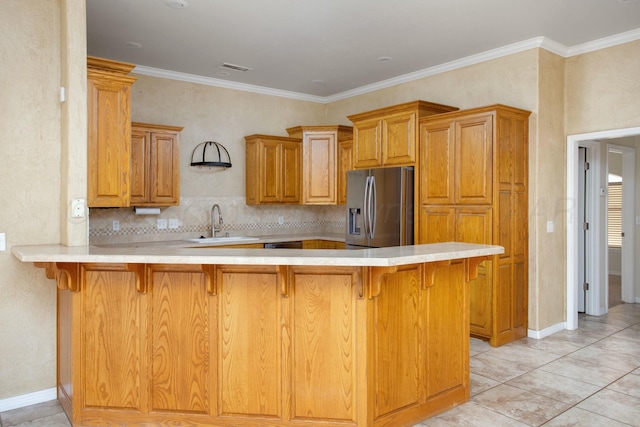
(566, 128), (639, 330)
(608, 143), (636, 306)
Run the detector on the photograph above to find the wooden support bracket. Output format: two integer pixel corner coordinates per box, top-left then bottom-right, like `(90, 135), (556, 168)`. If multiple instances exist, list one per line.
(278, 265), (288, 297)
(368, 266), (398, 299)
(422, 260), (452, 289)
(466, 256), (491, 282)
(54, 263), (80, 292)
(201, 264), (217, 296)
(126, 264), (148, 294)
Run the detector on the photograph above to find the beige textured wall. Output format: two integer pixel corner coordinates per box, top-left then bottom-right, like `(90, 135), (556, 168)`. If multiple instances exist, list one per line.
(531, 50), (567, 329)
(59, 0), (88, 246)
(0, 0), (62, 399)
(130, 76), (327, 197)
(566, 40), (640, 134)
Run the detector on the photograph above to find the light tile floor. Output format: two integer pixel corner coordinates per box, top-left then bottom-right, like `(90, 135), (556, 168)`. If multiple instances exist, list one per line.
(1, 303), (638, 427)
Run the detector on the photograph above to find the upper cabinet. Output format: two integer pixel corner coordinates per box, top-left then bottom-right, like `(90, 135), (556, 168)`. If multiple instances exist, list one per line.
(420, 113), (494, 206)
(87, 56), (137, 207)
(347, 101), (458, 169)
(130, 122), (183, 207)
(337, 138), (353, 205)
(245, 135), (301, 205)
(286, 125), (353, 205)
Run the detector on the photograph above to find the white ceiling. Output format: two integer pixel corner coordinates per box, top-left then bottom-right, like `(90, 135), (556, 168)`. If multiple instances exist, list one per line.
(86, 0), (640, 102)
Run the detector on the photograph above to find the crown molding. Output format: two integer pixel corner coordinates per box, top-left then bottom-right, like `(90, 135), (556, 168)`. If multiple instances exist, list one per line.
(133, 29), (640, 104)
(567, 27), (640, 56)
(132, 66), (327, 103)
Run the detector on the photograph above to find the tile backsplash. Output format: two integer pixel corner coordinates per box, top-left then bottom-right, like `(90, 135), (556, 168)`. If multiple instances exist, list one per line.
(89, 196), (346, 245)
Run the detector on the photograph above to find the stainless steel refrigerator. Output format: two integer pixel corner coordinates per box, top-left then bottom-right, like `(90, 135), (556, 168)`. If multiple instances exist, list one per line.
(345, 166), (414, 248)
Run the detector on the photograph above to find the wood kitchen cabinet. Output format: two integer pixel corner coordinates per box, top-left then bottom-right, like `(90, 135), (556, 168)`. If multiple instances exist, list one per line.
(87, 56), (137, 207)
(245, 134), (301, 204)
(130, 122), (183, 206)
(418, 105), (530, 346)
(41, 254), (481, 427)
(286, 125), (353, 205)
(347, 100), (458, 170)
(337, 138), (353, 204)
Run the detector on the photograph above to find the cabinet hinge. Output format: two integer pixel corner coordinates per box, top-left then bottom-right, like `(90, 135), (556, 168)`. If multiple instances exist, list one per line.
(583, 282), (589, 291)
(584, 162), (590, 171)
(583, 222), (589, 231)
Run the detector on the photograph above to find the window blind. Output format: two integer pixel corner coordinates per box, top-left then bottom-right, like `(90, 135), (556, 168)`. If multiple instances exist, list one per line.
(608, 183), (622, 247)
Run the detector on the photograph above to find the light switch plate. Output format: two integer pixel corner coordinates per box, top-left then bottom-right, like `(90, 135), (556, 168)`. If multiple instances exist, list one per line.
(169, 219), (179, 229)
(0, 233), (5, 251)
(157, 219), (168, 230)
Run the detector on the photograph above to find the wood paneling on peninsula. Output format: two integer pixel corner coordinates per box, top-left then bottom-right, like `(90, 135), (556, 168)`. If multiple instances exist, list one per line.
(16, 243), (501, 427)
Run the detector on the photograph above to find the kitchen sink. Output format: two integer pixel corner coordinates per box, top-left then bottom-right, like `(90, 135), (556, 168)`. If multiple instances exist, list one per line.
(184, 236), (260, 244)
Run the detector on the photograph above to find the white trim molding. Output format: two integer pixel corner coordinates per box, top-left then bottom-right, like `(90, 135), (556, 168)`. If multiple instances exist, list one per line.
(528, 323), (567, 340)
(133, 30), (640, 104)
(0, 388), (57, 412)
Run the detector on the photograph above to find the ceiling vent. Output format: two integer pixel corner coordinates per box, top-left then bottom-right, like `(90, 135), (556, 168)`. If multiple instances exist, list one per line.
(220, 62), (253, 72)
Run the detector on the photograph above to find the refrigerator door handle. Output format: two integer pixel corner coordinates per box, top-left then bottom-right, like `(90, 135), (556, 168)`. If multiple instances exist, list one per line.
(363, 176), (370, 239)
(369, 176), (376, 239)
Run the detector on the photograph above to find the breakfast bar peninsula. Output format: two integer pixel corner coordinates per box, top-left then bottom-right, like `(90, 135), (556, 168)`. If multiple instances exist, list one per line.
(13, 242), (502, 427)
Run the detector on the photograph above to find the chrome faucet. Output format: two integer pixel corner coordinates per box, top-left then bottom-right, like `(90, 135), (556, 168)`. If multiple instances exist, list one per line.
(211, 204), (223, 237)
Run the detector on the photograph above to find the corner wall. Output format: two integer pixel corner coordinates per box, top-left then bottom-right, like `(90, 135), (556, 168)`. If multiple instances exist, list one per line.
(0, 0), (62, 399)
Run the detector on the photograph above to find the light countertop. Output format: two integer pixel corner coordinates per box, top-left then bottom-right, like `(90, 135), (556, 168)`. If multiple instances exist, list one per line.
(12, 242), (503, 267)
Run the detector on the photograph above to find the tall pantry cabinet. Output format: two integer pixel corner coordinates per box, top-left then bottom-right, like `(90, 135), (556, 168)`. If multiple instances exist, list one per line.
(418, 105), (530, 347)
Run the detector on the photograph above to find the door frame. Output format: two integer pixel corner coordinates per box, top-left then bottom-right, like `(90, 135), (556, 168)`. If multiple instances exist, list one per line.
(607, 143), (636, 304)
(566, 127), (640, 330)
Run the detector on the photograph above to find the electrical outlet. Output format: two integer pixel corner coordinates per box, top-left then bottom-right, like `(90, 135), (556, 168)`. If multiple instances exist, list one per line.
(71, 199), (85, 218)
(278, 216), (284, 225)
(169, 219), (179, 229)
(112, 220), (120, 231)
(0, 233), (5, 251)
(157, 219), (168, 230)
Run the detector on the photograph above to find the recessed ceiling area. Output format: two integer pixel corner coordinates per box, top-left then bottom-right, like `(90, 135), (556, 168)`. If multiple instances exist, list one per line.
(86, 0), (640, 101)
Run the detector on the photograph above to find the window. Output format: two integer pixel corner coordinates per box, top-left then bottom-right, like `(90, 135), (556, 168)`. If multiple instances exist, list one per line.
(608, 182), (622, 247)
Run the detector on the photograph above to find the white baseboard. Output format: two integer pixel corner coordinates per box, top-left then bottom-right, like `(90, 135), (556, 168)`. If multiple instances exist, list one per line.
(0, 388), (57, 412)
(528, 322), (567, 339)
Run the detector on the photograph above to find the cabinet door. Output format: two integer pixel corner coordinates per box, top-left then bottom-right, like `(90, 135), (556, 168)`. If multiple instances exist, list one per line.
(455, 207), (493, 338)
(87, 76), (132, 207)
(149, 266), (211, 413)
(290, 267), (358, 422)
(337, 139), (353, 204)
(382, 111), (416, 166)
(455, 115), (493, 205)
(281, 141), (301, 203)
(303, 132), (336, 204)
(419, 206), (454, 243)
(371, 265), (422, 419)
(419, 120), (455, 205)
(149, 132), (180, 205)
(259, 141), (282, 203)
(130, 129), (149, 205)
(353, 118), (382, 169)
(82, 266), (143, 410)
(218, 266), (281, 417)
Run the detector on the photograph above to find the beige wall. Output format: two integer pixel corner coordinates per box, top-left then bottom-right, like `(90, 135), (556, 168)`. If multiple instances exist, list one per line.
(2, 0), (639, 404)
(130, 76), (327, 197)
(0, 0), (62, 399)
(566, 41), (640, 135)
